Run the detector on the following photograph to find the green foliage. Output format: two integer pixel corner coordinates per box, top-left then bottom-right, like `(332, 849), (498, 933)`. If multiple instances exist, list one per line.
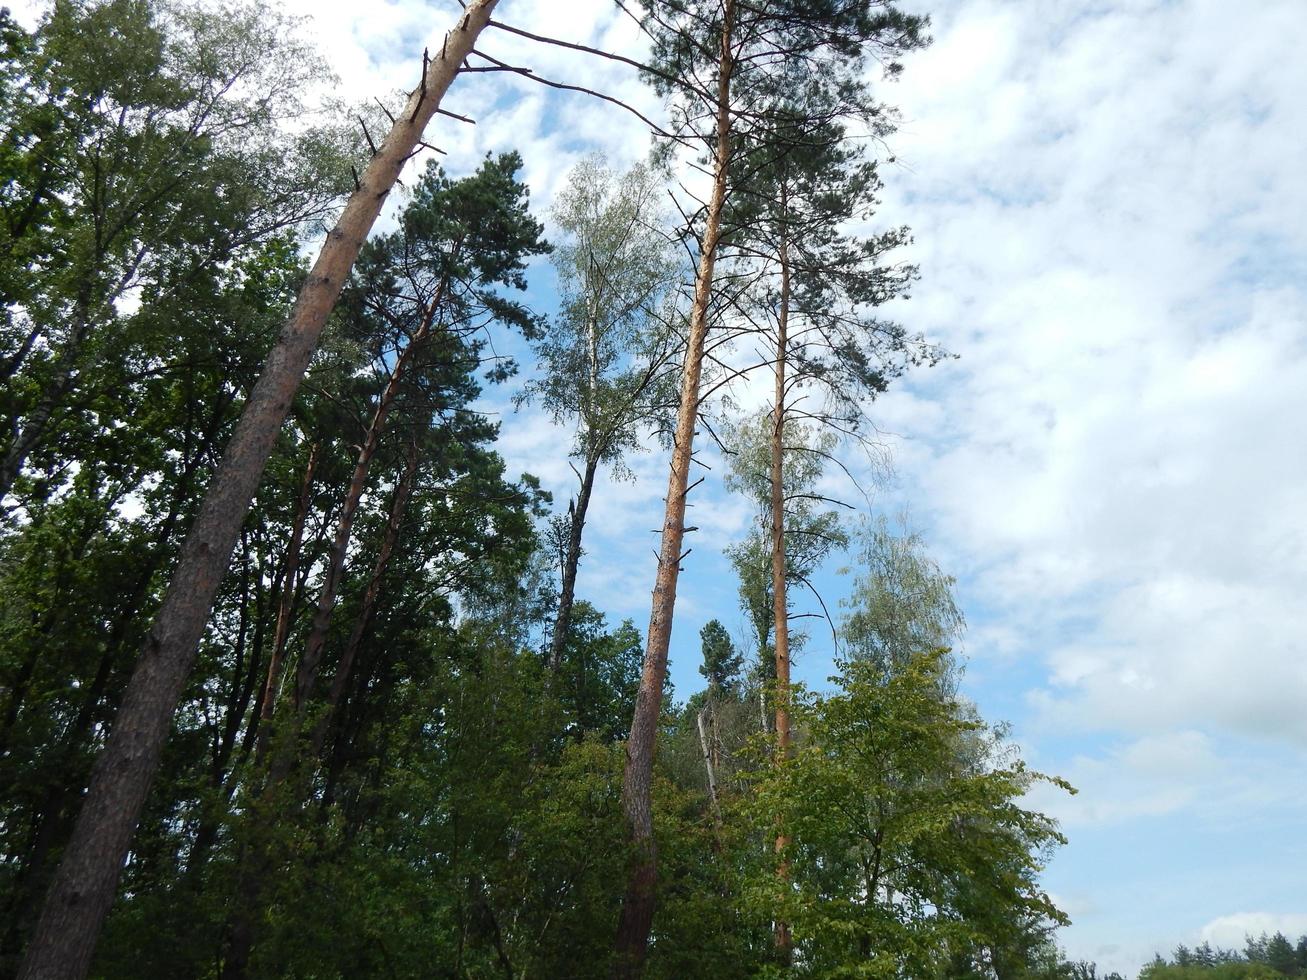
(841, 515), (965, 679)
(0, 0), (351, 504)
(0, 4), (1083, 978)
(725, 414), (848, 679)
(555, 601), (645, 741)
(1136, 932), (1307, 979)
(521, 154), (679, 470)
(736, 649), (1070, 978)
(699, 618), (743, 693)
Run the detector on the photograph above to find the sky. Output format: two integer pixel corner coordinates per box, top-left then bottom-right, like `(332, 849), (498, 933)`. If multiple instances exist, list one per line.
(15, 0), (1307, 974)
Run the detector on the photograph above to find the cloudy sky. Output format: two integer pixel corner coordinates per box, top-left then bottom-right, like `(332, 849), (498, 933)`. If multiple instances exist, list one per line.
(19, 0), (1304, 972)
(295, 0), (1307, 974)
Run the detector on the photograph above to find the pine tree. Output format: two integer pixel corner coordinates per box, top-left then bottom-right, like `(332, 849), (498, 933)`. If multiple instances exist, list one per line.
(615, 3), (929, 970)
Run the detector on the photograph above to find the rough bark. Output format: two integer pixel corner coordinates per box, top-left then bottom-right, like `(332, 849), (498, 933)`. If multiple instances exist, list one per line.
(255, 443), (318, 762)
(612, 4), (735, 974)
(308, 437), (419, 759)
(548, 452), (600, 672)
(770, 229), (793, 959)
(696, 704), (720, 817)
(17, 6), (498, 976)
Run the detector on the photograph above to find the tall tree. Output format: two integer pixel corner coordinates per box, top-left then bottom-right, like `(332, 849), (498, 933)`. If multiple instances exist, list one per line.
(615, 1), (929, 971)
(0, 0), (345, 504)
(520, 154), (678, 672)
(720, 49), (950, 952)
(17, 2), (504, 976)
(740, 648), (1069, 977)
(218, 151), (548, 977)
(841, 515), (965, 679)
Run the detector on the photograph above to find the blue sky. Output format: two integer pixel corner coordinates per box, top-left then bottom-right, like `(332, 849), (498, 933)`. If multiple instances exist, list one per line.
(16, 0), (1305, 973)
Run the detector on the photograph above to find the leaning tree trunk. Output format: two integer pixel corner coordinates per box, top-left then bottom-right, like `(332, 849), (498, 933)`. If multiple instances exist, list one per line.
(255, 443), (319, 762)
(283, 293), (440, 748)
(612, 4), (735, 975)
(224, 304), (441, 979)
(17, 6), (498, 977)
(769, 229), (793, 961)
(309, 436), (419, 759)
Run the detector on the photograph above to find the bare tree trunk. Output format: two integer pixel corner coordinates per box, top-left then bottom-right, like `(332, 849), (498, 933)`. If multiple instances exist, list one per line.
(255, 443), (318, 762)
(308, 438), (419, 759)
(284, 299), (439, 742)
(770, 229), (793, 960)
(549, 452), (599, 672)
(612, 4), (735, 975)
(696, 705), (720, 817)
(17, 6), (498, 976)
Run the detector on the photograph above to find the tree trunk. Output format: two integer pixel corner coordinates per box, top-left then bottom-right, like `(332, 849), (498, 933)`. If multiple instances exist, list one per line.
(286, 293), (439, 743)
(696, 704), (720, 817)
(225, 307), (441, 979)
(549, 452), (600, 672)
(612, 4), (735, 975)
(17, 6), (497, 976)
(254, 443), (319, 762)
(308, 438), (419, 759)
(770, 229), (793, 960)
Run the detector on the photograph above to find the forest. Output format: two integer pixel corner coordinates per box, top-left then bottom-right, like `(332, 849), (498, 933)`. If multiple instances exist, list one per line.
(0, 1), (1279, 979)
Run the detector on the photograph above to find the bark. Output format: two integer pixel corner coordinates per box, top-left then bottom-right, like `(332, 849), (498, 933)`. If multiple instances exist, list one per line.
(770, 228), (793, 960)
(696, 705), (720, 817)
(308, 438), (419, 759)
(17, 6), (498, 976)
(225, 302), (441, 978)
(548, 452), (600, 672)
(254, 443), (319, 762)
(612, 4), (735, 974)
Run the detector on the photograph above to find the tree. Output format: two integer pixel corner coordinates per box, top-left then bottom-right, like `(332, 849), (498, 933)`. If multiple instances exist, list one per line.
(723, 413), (847, 931)
(0, 0), (346, 503)
(216, 151), (548, 977)
(739, 649), (1070, 977)
(18, 2), (505, 976)
(615, 3), (929, 968)
(520, 154), (678, 672)
(721, 50), (948, 954)
(842, 515), (965, 679)
(698, 619), (742, 694)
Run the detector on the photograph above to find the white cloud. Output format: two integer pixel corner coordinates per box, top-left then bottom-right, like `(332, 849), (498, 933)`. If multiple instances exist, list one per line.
(1023, 730), (1220, 829)
(1199, 913), (1307, 949)
(870, 0), (1307, 751)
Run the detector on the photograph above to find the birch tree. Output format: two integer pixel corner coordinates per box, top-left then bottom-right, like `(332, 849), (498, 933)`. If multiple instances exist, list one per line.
(519, 155), (678, 673)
